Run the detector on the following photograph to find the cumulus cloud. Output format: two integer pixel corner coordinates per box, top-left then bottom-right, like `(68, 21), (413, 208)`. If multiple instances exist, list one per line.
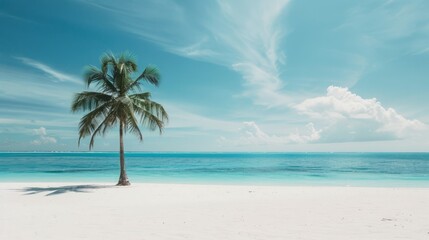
(31, 127), (57, 145)
(221, 121), (321, 146)
(295, 86), (426, 141)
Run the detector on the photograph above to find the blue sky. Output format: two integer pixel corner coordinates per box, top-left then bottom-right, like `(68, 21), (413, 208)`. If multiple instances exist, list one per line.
(1, 0), (429, 152)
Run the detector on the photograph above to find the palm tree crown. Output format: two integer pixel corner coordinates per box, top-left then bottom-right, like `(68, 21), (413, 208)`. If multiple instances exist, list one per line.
(71, 52), (168, 185)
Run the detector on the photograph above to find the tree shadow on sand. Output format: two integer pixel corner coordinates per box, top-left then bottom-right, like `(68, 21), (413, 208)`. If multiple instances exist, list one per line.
(21, 184), (114, 196)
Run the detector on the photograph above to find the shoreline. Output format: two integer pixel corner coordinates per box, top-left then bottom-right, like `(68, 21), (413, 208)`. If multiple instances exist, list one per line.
(1, 179), (428, 188)
(2, 182), (429, 239)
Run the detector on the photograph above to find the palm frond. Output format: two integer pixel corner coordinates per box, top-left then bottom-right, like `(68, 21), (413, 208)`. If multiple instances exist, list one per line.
(118, 52), (137, 74)
(88, 109), (117, 149)
(84, 66), (117, 93)
(71, 91), (113, 112)
(124, 103), (143, 141)
(146, 100), (169, 123)
(77, 102), (112, 146)
(129, 92), (151, 100)
(132, 98), (168, 133)
(101, 52), (117, 72)
(127, 66), (160, 92)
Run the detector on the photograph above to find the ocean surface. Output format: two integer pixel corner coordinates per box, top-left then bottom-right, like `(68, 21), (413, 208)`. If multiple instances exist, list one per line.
(0, 152), (429, 187)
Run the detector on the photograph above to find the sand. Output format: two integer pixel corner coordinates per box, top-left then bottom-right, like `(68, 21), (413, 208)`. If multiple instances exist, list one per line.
(1, 182), (428, 240)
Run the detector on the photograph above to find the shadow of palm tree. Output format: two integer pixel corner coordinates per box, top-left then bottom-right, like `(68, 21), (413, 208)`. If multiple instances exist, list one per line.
(22, 184), (113, 196)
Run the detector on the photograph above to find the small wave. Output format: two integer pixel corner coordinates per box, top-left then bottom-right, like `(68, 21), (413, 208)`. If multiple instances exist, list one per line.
(42, 168), (114, 173)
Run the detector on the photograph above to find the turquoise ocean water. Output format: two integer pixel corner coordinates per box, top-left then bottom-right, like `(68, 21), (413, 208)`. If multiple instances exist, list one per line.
(0, 152), (428, 187)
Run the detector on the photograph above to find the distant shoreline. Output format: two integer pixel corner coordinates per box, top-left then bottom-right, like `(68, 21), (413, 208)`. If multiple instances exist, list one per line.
(2, 151), (429, 153)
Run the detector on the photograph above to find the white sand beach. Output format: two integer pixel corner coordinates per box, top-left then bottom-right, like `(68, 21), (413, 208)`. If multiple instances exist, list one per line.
(1, 183), (428, 240)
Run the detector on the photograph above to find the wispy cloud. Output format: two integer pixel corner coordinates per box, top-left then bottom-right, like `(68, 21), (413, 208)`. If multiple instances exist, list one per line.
(336, 0), (429, 55)
(411, 47), (429, 56)
(83, 0), (291, 107)
(0, 11), (35, 24)
(15, 57), (82, 85)
(164, 102), (240, 132)
(200, 0), (290, 107)
(0, 63), (83, 145)
(0, 64), (81, 109)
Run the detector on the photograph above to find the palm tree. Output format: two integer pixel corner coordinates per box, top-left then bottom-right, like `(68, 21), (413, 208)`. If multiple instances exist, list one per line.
(71, 52), (168, 186)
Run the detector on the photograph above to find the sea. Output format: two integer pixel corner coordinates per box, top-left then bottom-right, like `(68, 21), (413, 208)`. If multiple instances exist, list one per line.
(0, 152), (428, 187)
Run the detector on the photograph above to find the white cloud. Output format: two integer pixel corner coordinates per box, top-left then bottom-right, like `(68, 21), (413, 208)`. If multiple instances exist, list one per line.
(31, 127), (57, 145)
(0, 64), (82, 110)
(15, 57), (82, 85)
(295, 86), (426, 141)
(336, 1), (429, 54)
(412, 47), (429, 55)
(33, 127), (47, 136)
(164, 102), (240, 132)
(220, 121), (321, 146)
(202, 0), (290, 107)
(83, 0), (291, 107)
(287, 123), (322, 144)
(0, 11), (35, 23)
(172, 38), (219, 58)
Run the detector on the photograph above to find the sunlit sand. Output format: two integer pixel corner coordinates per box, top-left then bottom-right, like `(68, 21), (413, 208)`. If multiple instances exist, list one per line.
(1, 182), (428, 240)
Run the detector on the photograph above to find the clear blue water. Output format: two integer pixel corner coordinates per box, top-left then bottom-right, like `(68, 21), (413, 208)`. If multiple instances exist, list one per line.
(0, 152), (428, 187)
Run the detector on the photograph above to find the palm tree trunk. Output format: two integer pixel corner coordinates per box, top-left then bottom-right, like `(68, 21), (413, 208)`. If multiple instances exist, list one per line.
(117, 120), (130, 186)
